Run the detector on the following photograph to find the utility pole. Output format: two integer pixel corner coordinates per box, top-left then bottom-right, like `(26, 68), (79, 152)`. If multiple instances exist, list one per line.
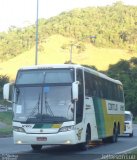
(69, 36), (96, 64)
(35, 0), (39, 65)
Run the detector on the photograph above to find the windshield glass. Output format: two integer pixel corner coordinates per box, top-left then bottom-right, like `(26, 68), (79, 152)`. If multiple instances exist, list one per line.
(125, 114), (132, 121)
(14, 85), (74, 123)
(16, 69), (74, 84)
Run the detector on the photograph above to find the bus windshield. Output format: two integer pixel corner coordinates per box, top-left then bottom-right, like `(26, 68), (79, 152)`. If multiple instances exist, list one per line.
(16, 69), (74, 84)
(14, 85), (74, 123)
(125, 113), (132, 121)
(14, 68), (74, 123)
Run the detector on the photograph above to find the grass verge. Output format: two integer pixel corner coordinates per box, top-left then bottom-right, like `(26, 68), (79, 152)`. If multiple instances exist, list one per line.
(0, 111), (12, 137)
(131, 149), (137, 154)
(134, 116), (137, 124)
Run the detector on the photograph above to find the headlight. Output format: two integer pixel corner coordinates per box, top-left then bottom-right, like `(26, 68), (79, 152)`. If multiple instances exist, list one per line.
(59, 125), (74, 132)
(13, 126), (26, 133)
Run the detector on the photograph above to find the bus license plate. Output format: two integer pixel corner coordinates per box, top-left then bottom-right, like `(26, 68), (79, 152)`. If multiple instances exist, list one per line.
(37, 137), (47, 141)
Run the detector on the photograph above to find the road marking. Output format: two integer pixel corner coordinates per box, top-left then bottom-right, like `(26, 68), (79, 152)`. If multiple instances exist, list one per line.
(94, 146), (137, 160)
(117, 145), (137, 154)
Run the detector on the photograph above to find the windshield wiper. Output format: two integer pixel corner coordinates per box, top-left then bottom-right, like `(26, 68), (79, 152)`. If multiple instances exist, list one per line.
(44, 95), (54, 117)
(26, 94), (41, 122)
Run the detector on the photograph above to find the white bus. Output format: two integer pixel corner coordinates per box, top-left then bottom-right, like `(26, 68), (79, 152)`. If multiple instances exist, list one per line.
(3, 64), (125, 150)
(124, 111), (133, 137)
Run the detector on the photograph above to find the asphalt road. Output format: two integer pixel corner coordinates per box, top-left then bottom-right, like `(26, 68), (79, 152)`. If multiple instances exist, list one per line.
(0, 124), (137, 160)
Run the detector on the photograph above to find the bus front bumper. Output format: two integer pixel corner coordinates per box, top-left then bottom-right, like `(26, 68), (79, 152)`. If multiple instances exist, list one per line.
(13, 130), (77, 145)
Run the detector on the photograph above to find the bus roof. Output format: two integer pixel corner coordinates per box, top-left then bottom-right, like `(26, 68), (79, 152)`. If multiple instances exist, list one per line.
(19, 64), (122, 85)
(83, 66), (122, 85)
(125, 111), (132, 115)
(19, 64), (81, 70)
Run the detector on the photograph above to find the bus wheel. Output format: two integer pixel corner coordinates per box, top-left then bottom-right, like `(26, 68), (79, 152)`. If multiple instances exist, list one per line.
(31, 145), (42, 151)
(79, 126), (91, 150)
(102, 137), (110, 143)
(129, 132), (133, 137)
(110, 126), (118, 143)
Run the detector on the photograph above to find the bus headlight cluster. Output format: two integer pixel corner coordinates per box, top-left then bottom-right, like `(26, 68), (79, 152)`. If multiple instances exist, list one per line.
(127, 125), (131, 129)
(13, 126), (26, 133)
(59, 125), (74, 132)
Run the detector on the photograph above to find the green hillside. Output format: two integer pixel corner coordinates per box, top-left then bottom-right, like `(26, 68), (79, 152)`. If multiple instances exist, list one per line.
(0, 34), (137, 79)
(0, 2), (137, 62)
(0, 2), (137, 79)
(1, 2), (137, 117)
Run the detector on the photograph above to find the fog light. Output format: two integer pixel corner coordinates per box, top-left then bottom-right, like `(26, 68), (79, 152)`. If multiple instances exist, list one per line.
(64, 140), (71, 144)
(16, 140), (22, 144)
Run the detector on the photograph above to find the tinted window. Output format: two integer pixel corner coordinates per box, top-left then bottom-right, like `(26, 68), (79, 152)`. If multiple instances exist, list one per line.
(76, 69), (84, 124)
(85, 72), (98, 97)
(44, 69), (74, 83)
(16, 69), (74, 84)
(84, 71), (124, 102)
(125, 114), (132, 121)
(16, 70), (44, 84)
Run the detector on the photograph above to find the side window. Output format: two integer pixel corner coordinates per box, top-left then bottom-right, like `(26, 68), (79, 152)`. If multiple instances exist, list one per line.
(76, 69), (84, 124)
(85, 72), (124, 102)
(85, 72), (92, 97)
(101, 79), (107, 99)
(84, 72), (103, 98)
(97, 78), (103, 98)
(107, 81), (112, 100)
(117, 85), (124, 102)
(91, 75), (97, 97)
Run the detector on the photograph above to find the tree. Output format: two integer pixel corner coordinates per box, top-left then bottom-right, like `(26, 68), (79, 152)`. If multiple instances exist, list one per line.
(0, 75), (9, 100)
(1, 3), (137, 60)
(106, 58), (137, 116)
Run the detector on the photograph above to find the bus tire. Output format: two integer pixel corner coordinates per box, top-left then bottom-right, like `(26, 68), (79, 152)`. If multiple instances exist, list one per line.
(31, 145), (42, 151)
(109, 126), (118, 143)
(102, 137), (110, 143)
(78, 126), (91, 150)
(129, 132), (133, 137)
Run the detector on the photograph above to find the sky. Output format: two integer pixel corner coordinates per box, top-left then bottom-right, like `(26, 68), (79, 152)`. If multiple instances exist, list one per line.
(0, 0), (137, 32)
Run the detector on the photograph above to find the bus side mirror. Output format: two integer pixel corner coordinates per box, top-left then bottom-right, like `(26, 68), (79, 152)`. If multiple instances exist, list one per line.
(3, 83), (14, 103)
(72, 81), (79, 101)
